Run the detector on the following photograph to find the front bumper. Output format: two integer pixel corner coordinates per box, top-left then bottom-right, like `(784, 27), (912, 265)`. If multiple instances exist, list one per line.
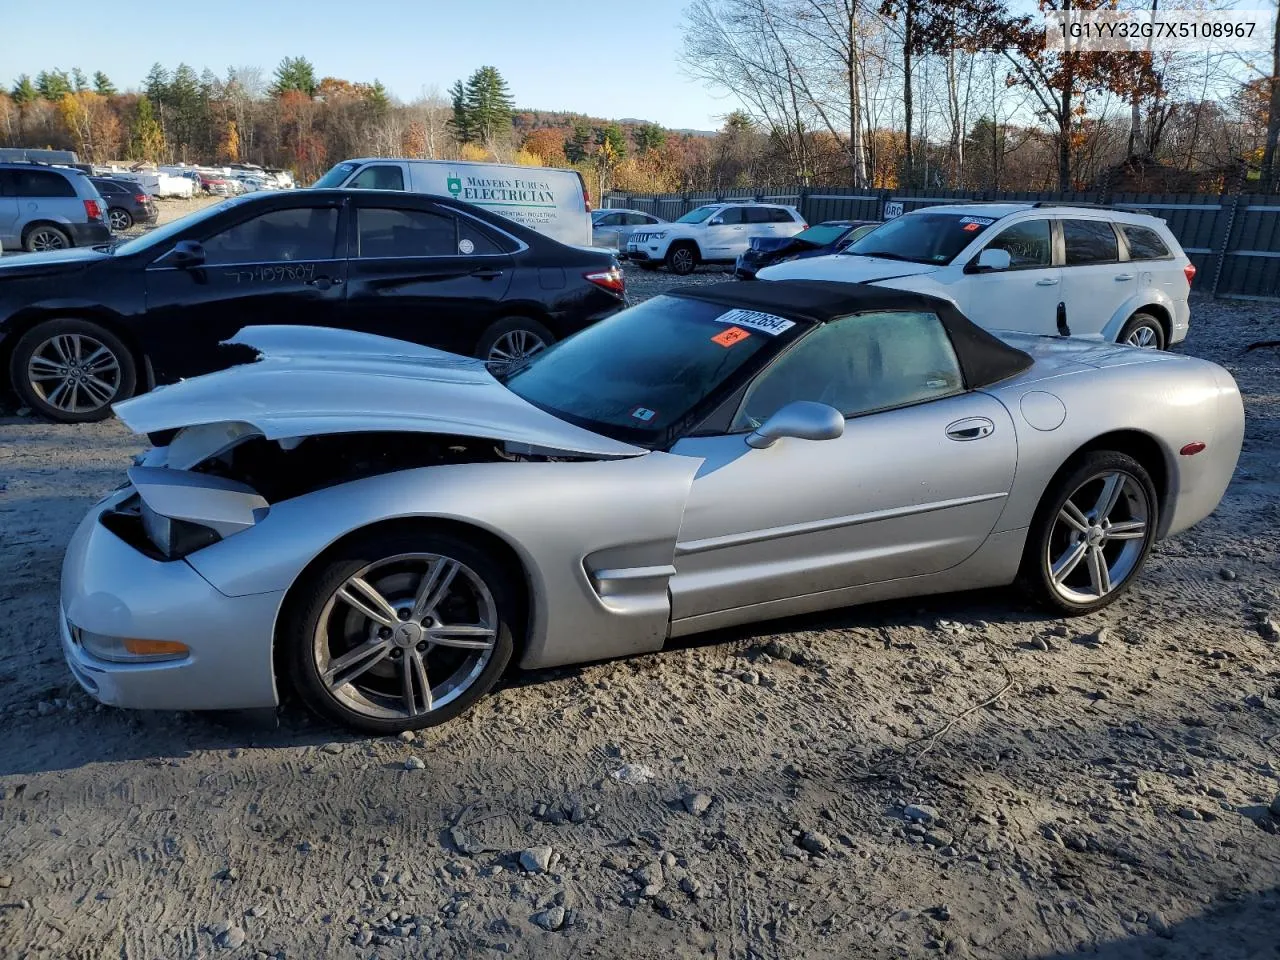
(60, 492), (285, 711)
(67, 221), (112, 246)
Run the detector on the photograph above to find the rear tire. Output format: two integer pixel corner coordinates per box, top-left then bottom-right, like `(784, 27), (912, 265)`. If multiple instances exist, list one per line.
(475, 317), (555, 372)
(1118, 312), (1165, 350)
(1018, 451), (1158, 615)
(665, 242), (699, 275)
(108, 207), (133, 232)
(23, 224), (71, 253)
(9, 318), (137, 423)
(282, 529), (518, 734)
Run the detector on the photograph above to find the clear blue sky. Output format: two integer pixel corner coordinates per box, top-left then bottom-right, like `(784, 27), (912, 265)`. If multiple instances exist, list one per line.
(0, 0), (733, 131)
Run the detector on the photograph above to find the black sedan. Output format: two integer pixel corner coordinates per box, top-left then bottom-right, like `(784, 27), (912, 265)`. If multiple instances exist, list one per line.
(89, 177), (158, 232)
(734, 220), (879, 279)
(0, 189), (625, 422)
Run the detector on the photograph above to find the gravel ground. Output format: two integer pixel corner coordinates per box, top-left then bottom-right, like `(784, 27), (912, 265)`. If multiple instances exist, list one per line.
(1, 258), (1278, 959)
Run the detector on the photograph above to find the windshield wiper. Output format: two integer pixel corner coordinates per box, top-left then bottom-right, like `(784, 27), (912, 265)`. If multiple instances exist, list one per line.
(845, 250), (918, 262)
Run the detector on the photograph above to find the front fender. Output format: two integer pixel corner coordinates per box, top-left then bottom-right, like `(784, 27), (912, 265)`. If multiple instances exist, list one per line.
(185, 454), (704, 670)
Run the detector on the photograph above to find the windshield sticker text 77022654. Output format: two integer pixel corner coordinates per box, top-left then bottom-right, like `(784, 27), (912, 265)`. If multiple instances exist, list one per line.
(713, 309), (796, 335)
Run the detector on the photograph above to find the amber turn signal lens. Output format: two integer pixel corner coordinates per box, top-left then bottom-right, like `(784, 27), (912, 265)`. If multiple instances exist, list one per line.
(122, 638), (190, 657)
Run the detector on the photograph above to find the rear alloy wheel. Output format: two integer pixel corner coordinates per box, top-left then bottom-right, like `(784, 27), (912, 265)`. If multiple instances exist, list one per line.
(24, 225), (71, 253)
(1020, 451), (1158, 615)
(1118, 312), (1165, 350)
(476, 317), (555, 374)
(108, 207), (133, 232)
(10, 318), (137, 423)
(665, 243), (698, 275)
(287, 531), (517, 733)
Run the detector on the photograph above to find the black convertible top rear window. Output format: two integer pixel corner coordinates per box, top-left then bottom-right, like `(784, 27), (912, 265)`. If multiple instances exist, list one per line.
(669, 280), (1033, 390)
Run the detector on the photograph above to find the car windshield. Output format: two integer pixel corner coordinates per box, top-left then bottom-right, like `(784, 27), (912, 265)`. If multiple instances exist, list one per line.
(312, 162), (359, 188)
(842, 212), (995, 264)
(113, 195), (253, 256)
(793, 224), (850, 246)
(502, 295), (804, 443)
(675, 205), (718, 224)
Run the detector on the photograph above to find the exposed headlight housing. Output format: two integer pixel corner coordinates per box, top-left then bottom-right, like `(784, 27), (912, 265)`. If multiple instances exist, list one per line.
(139, 501), (222, 559)
(127, 465), (269, 560)
(652, 231), (668, 240)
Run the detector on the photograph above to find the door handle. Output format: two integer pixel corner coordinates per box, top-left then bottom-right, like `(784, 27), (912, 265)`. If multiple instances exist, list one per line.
(470, 268), (504, 279)
(305, 276), (342, 290)
(1114, 273), (1134, 281)
(1035, 277), (1059, 286)
(945, 417), (995, 441)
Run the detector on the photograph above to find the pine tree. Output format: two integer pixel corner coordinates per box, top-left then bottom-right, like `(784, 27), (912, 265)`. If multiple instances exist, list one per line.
(92, 71), (117, 96)
(10, 75), (38, 105)
(448, 78), (472, 144)
(595, 123), (627, 160)
(565, 121), (591, 163)
(144, 63), (170, 104)
(36, 69), (72, 100)
(462, 66), (514, 146)
(71, 68), (89, 93)
(272, 56), (318, 97)
(634, 123), (666, 154)
(130, 96), (166, 162)
(367, 80), (390, 117)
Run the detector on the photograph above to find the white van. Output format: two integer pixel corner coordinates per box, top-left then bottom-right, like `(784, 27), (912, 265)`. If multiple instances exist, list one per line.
(313, 158), (592, 247)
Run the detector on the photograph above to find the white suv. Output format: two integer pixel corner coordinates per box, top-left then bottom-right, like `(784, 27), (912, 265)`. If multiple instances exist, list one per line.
(758, 203), (1194, 348)
(627, 202), (807, 275)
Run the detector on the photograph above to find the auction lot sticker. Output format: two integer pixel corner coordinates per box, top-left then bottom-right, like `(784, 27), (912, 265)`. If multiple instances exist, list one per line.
(713, 309), (795, 335)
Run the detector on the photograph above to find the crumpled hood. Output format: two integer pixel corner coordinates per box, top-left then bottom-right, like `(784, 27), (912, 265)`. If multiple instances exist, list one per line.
(113, 326), (646, 459)
(757, 253), (942, 283)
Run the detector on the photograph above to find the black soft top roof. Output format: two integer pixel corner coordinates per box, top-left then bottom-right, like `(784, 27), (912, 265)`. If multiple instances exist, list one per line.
(666, 279), (1033, 390)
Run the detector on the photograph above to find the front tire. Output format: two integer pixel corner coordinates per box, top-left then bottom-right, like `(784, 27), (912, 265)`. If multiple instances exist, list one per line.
(1118, 312), (1165, 350)
(1019, 451), (1158, 615)
(9, 318), (137, 422)
(665, 242), (699, 275)
(283, 530), (518, 734)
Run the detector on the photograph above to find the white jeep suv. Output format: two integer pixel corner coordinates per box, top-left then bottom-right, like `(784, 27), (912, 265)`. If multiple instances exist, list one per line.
(758, 203), (1194, 348)
(627, 202), (807, 275)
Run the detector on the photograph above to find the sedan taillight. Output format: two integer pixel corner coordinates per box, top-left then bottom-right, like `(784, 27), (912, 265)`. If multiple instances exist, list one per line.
(134, 194), (149, 204)
(84, 199), (103, 220)
(1183, 262), (1196, 286)
(585, 264), (625, 297)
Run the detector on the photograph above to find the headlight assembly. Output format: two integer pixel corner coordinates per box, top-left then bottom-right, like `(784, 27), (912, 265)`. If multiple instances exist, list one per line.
(127, 465), (269, 560)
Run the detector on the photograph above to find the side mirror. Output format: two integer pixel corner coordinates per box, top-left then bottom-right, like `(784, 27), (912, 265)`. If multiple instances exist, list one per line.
(709, 217), (724, 226)
(746, 400), (845, 449)
(169, 239), (206, 268)
(968, 247), (1011, 273)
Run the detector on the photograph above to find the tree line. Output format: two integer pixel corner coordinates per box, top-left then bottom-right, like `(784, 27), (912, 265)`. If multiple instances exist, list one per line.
(2, 25), (1278, 197)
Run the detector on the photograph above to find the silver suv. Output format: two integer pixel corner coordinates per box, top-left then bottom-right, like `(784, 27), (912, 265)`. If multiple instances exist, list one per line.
(0, 163), (112, 253)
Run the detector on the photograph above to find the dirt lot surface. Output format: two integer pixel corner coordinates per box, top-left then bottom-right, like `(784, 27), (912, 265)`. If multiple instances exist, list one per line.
(1, 255), (1279, 959)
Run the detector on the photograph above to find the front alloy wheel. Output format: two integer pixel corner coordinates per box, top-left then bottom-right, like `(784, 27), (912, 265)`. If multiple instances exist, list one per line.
(288, 532), (516, 732)
(1021, 451), (1158, 614)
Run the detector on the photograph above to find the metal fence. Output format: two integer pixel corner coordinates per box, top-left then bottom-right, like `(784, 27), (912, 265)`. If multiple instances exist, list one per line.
(604, 186), (1280, 300)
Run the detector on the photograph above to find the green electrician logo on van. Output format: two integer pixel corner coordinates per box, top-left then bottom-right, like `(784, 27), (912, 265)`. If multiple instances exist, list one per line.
(446, 174), (462, 198)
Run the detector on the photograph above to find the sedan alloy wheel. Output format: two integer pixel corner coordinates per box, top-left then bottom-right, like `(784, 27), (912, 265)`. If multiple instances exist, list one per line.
(26, 332), (123, 416)
(313, 552), (500, 722)
(487, 329), (547, 369)
(108, 208), (133, 232)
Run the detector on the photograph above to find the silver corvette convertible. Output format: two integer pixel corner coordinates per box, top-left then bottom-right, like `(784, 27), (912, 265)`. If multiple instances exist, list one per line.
(60, 281), (1243, 732)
